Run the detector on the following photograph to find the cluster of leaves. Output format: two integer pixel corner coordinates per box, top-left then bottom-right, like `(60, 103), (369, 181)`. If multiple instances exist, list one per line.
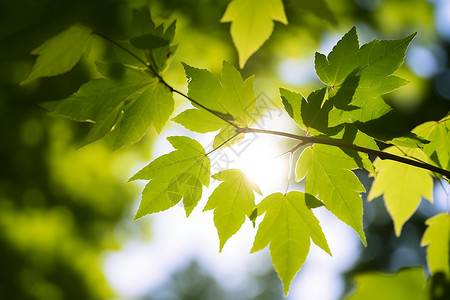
(22, 3), (450, 297)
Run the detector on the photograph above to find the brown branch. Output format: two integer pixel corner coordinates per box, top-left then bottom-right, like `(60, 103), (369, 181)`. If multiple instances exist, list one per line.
(241, 127), (450, 178)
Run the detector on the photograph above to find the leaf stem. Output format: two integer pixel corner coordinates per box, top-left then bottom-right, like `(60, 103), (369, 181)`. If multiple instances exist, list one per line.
(92, 31), (239, 129)
(241, 127), (450, 178)
(93, 31), (450, 179)
(206, 132), (240, 156)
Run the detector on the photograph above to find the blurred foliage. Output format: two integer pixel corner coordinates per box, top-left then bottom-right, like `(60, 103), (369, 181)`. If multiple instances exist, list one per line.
(1, 0), (449, 299)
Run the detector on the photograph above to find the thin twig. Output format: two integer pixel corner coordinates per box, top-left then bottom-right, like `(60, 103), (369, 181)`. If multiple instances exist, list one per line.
(241, 127), (450, 178)
(93, 31), (239, 129)
(94, 31), (450, 179)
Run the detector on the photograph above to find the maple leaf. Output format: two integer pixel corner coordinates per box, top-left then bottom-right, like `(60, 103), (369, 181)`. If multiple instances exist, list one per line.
(221, 0), (287, 68)
(173, 61), (255, 147)
(47, 64), (173, 149)
(368, 146), (433, 236)
(204, 169), (261, 251)
(251, 191), (330, 296)
(130, 136), (210, 218)
(296, 144), (367, 244)
(413, 116), (450, 171)
(313, 27), (416, 126)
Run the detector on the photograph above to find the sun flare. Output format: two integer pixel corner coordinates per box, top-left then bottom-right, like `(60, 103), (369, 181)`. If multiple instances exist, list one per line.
(223, 135), (291, 196)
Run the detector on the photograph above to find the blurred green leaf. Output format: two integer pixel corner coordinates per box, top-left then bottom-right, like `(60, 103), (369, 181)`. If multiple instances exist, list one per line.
(21, 24), (93, 85)
(421, 213), (450, 279)
(345, 268), (428, 300)
(49, 64), (173, 149)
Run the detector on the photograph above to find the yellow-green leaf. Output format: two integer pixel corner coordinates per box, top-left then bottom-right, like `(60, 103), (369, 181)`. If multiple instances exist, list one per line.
(296, 144), (367, 244)
(130, 136), (210, 218)
(345, 268), (428, 300)
(49, 64), (174, 149)
(251, 192), (330, 296)
(421, 213), (450, 278)
(368, 146), (433, 236)
(413, 116), (450, 170)
(21, 24), (92, 85)
(221, 0), (287, 68)
(175, 62), (254, 148)
(204, 169), (261, 251)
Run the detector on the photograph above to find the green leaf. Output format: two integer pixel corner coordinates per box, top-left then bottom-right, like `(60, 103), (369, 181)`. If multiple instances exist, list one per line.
(129, 8), (177, 72)
(175, 61), (254, 148)
(280, 88), (306, 129)
(413, 116), (450, 170)
(112, 78), (174, 148)
(368, 146), (433, 236)
(421, 213), (450, 279)
(172, 109), (227, 133)
(49, 64), (174, 148)
(345, 268), (428, 300)
(355, 111), (430, 147)
(213, 126), (244, 148)
(130, 136), (210, 218)
(251, 192), (330, 296)
(281, 72), (361, 137)
(325, 124), (379, 175)
(21, 24), (92, 85)
(204, 169), (261, 251)
(221, 0), (287, 68)
(280, 87), (336, 136)
(296, 144), (367, 244)
(315, 27), (359, 87)
(326, 31), (416, 126)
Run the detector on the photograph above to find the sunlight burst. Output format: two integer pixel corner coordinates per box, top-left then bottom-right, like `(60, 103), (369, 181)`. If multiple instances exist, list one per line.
(225, 135), (291, 196)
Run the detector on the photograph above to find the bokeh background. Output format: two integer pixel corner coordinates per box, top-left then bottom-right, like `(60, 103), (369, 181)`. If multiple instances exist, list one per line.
(1, 0), (449, 299)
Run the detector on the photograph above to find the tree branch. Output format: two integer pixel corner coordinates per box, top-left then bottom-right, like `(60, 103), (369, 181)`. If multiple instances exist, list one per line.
(93, 31), (450, 179)
(240, 127), (450, 178)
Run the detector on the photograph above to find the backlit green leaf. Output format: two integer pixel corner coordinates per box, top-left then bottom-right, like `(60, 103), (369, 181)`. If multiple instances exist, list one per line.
(49, 64), (174, 149)
(355, 111), (430, 147)
(280, 87), (335, 136)
(315, 27), (359, 87)
(368, 146), (433, 236)
(130, 136), (210, 218)
(421, 213), (450, 279)
(296, 144), (367, 244)
(175, 61), (254, 148)
(323, 29), (416, 126)
(204, 169), (261, 251)
(213, 126), (244, 148)
(21, 24), (92, 85)
(345, 268), (427, 300)
(251, 192), (330, 296)
(413, 116), (450, 170)
(221, 0), (287, 68)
